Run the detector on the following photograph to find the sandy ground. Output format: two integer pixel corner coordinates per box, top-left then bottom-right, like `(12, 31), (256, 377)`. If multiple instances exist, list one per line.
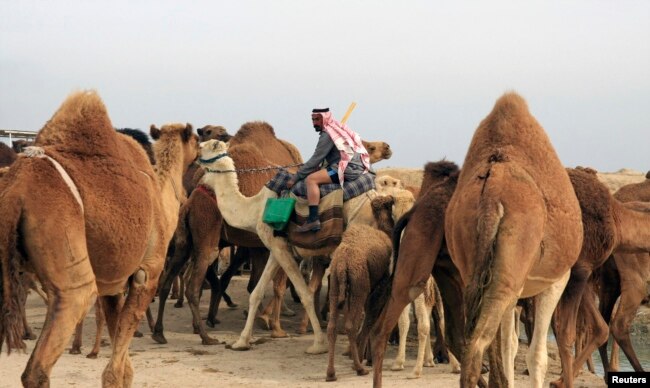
(1, 275), (607, 388)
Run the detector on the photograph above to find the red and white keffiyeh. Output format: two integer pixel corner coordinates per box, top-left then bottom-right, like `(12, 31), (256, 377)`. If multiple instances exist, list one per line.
(317, 110), (370, 185)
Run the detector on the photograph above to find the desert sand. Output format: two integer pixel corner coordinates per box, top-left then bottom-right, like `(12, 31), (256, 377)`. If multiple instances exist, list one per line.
(0, 274), (608, 388)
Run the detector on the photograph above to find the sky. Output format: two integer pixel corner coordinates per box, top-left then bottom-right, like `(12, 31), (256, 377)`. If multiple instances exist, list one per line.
(1, 0), (648, 172)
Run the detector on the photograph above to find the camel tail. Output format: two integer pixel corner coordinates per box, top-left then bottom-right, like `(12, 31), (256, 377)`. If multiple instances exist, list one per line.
(464, 198), (505, 338)
(0, 193), (27, 353)
(335, 267), (348, 310)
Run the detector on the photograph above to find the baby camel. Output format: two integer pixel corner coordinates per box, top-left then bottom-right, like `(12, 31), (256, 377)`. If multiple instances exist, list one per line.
(326, 195), (395, 381)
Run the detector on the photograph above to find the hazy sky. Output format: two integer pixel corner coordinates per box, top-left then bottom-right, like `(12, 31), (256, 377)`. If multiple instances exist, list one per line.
(1, 1), (648, 172)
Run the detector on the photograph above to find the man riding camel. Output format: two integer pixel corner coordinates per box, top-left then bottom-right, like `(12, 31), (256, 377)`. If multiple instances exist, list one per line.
(287, 107), (370, 232)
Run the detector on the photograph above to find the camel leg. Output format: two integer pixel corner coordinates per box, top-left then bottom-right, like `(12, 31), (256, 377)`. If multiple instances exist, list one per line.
(87, 300), (105, 359)
(269, 269), (289, 338)
(21, 287), (38, 341)
(175, 271), (186, 308)
(409, 297), (434, 379)
(268, 243), (327, 354)
(391, 304), (410, 371)
(152, 241), (191, 344)
(326, 272), (340, 381)
(171, 275), (180, 300)
(609, 272), (646, 372)
(346, 297), (369, 377)
(70, 319), (84, 355)
(298, 259), (326, 334)
(499, 306), (518, 387)
(597, 267), (620, 373)
(205, 260), (222, 326)
(185, 249), (220, 345)
(570, 292), (608, 379)
(102, 258), (164, 388)
(610, 340), (620, 371)
(20, 224), (97, 388)
(230, 256), (281, 350)
(527, 271), (570, 388)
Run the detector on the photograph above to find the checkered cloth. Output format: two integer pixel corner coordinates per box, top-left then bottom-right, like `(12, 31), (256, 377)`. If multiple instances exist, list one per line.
(266, 169), (376, 201)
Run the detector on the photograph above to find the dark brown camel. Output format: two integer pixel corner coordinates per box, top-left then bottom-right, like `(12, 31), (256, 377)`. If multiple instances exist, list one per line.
(12, 139), (35, 154)
(152, 121), (302, 345)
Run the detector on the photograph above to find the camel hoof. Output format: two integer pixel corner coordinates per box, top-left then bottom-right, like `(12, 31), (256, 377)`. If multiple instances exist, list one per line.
(407, 373), (422, 379)
(424, 360), (435, 367)
(206, 318), (220, 328)
(173, 301), (184, 308)
(133, 330), (143, 338)
(251, 337), (269, 345)
(69, 348), (82, 355)
(227, 340), (251, 351)
(356, 368), (369, 376)
(227, 302), (238, 309)
(326, 374), (337, 382)
(391, 364), (404, 371)
(86, 352), (98, 359)
(550, 379), (564, 388)
(452, 366), (461, 374)
(151, 332), (168, 344)
(202, 337), (221, 346)
(23, 332), (37, 341)
(271, 330), (289, 339)
(306, 342), (328, 355)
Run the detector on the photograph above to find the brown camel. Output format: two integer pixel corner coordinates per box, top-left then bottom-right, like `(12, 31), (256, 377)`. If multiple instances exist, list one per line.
(594, 176), (650, 374)
(445, 92), (583, 387)
(550, 167), (650, 388)
(0, 142), (17, 167)
(0, 90), (197, 388)
(326, 195), (395, 381)
(369, 160), (467, 388)
(153, 121), (303, 345)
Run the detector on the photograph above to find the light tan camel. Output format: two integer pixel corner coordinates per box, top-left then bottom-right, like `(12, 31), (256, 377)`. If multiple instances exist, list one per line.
(445, 92), (583, 387)
(153, 121), (303, 345)
(0, 91), (197, 388)
(198, 139), (382, 354)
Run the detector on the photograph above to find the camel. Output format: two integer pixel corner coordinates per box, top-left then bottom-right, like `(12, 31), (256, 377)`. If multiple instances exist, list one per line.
(12, 139), (35, 154)
(198, 139), (384, 354)
(369, 160), (467, 388)
(445, 93), (583, 388)
(594, 176), (650, 374)
(0, 142), (17, 167)
(326, 195), (395, 381)
(153, 121), (303, 345)
(0, 90), (197, 388)
(362, 140), (392, 163)
(549, 167), (650, 388)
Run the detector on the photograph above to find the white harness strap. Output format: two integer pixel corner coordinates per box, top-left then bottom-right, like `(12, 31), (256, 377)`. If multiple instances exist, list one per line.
(24, 146), (85, 214)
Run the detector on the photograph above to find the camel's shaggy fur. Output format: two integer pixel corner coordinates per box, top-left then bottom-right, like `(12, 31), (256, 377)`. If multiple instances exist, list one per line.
(0, 90), (197, 387)
(445, 92), (583, 388)
(325, 195), (395, 381)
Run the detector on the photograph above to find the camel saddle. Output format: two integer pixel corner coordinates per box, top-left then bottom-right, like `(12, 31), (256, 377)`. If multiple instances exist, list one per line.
(286, 189), (344, 252)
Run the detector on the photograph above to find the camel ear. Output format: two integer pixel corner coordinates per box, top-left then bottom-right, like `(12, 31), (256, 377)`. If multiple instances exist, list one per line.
(150, 125), (161, 140)
(182, 123), (193, 142)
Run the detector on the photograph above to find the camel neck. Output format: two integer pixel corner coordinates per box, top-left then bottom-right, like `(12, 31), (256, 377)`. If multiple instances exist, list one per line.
(614, 201), (650, 254)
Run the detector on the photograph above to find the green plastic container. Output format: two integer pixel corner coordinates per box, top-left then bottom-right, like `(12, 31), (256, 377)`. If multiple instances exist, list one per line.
(262, 197), (296, 231)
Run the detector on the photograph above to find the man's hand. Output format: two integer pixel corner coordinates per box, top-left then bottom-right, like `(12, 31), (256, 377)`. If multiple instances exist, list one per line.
(286, 178), (295, 189)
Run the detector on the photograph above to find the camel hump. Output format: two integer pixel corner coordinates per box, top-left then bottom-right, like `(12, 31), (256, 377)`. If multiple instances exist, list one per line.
(35, 90), (119, 155)
(492, 92), (529, 116)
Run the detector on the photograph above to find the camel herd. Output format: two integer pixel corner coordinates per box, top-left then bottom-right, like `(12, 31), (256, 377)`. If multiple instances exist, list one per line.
(0, 89), (649, 388)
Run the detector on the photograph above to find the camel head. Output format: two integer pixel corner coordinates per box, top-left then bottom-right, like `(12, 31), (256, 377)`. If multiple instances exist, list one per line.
(150, 123), (199, 169)
(362, 140), (392, 164)
(198, 139), (231, 169)
(371, 195), (395, 235)
(12, 139), (34, 153)
(197, 125), (232, 143)
(375, 175), (404, 192)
